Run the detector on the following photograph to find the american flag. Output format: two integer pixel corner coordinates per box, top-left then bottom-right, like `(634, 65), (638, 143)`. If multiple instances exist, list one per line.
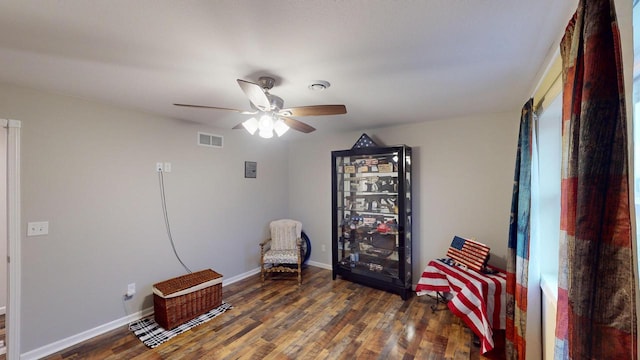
(415, 259), (506, 353)
(446, 236), (490, 272)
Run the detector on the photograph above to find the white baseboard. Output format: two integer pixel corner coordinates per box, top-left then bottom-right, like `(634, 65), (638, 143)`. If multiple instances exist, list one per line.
(20, 306), (154, 360)
(19, 265), (332, 360)
(307, 260), (331, 270)
(222, 267), (261, 286)
(20, 266), (262, 360)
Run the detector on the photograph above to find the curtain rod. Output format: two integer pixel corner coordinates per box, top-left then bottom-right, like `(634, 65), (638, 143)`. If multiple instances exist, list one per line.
(534, 71), (562, 116)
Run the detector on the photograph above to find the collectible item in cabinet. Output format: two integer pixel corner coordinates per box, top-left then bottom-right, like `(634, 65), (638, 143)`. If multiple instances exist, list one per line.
(331, 144), (412, 299)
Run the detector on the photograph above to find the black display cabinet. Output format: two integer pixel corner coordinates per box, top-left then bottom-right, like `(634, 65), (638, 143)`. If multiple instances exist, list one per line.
(331, 144), (412, 299)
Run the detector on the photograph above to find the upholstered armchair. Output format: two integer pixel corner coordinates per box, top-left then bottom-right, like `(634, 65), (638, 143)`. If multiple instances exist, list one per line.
(260, 219), (303, 286)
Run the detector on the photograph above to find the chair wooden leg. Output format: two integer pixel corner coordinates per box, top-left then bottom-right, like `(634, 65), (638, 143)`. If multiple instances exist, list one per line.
(260, 244), (265, 284)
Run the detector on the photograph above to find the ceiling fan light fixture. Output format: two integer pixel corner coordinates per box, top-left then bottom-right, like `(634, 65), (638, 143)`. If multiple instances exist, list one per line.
(242, 117), (259, 135)
(258, 114), (274, 138)
(176, 77), (346, 137)
(274, 118), (290, 137)
(259, 128), (274, 138)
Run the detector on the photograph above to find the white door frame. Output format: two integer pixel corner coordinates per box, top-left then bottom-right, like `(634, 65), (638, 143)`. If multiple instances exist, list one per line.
(3, 119), (21, 360)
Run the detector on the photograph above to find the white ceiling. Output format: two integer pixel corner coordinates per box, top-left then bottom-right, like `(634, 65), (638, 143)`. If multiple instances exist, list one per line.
(0, 1), (576, 138)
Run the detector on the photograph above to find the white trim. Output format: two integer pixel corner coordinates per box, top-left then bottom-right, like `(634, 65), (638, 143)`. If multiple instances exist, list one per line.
(0, 306), (5, 315)
(19, 307), (154, 360)
(307, 260), (331, 270)
(6, 120), (20, 129)
(530, 48), (561, 98)
(2, 119), (21, 129)
(19, 266), (261, 359)
(19, 265), (328, 359)
(4, 119), (21, 360)
(221, 267), (260, 286)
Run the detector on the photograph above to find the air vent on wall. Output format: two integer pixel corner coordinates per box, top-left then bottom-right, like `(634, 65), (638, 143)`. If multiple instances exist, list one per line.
(198, 132), (223, 148)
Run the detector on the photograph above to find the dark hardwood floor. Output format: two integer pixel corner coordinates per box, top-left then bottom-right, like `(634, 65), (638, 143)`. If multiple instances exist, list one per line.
(41, 266), (505, 360)
(0, 313), (4, 360)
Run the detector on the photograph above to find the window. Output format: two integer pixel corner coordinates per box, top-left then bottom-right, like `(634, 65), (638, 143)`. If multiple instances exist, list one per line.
(536, 94), (562, 279)
(532, 54), (563, 291)
(633, 0), (640, 266)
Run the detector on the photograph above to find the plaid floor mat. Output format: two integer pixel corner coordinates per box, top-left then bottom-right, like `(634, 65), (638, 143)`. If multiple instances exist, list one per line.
(129, 302), (232, 348)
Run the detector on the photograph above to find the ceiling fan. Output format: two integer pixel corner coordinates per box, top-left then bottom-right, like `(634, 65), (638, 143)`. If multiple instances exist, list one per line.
(174, 76), (347, 138)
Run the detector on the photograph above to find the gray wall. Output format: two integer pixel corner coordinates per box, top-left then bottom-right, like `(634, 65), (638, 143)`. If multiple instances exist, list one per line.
(2, 82), (520, 353)
(0, 0), (636, 352)
(289, 112), (520, 281)
(0, 83), (290, 352)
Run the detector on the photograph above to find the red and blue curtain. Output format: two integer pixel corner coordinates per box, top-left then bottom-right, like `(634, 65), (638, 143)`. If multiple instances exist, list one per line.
(505, 99), (533, 359)
(555, 0), (637, 358)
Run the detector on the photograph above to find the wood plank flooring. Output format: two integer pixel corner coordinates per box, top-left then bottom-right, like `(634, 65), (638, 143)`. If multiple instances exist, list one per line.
(0, 313), (4, 360)
(41, 266), (505, 360)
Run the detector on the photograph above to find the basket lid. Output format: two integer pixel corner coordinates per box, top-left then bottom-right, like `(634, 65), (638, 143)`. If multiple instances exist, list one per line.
(153, 269), (222, 296)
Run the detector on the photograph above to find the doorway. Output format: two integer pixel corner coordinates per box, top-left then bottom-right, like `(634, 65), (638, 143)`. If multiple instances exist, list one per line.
(2, 119), (21, 360)
(0, 118), (7, 355)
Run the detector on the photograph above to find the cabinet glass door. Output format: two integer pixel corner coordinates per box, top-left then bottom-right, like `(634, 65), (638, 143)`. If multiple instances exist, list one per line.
(335, 151), (402, 280)
(332, 144), (411, 299)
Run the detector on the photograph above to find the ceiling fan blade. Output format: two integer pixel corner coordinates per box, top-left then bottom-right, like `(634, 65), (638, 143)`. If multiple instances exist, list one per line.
(281, 117), (316, 133)
(174, 103), (257, 115)
(279, 105), (347, 117)
(237, 79), (271, 111)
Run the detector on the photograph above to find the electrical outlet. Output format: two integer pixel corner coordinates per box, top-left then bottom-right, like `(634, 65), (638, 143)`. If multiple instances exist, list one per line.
(156, 162), (163, 172)
(127, 283), (136, 297)
(27, 221), (49, 236)
(164, 162), (172, 173)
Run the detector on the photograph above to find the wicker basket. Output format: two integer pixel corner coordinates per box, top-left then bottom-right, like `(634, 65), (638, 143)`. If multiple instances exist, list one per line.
(153, 269), (223, 330)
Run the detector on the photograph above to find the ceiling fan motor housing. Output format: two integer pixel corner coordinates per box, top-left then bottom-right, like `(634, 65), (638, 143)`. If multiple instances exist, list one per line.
(258, 76), (276, 90)
(249, 93), (283, 112)
(269, 94), (284, 110)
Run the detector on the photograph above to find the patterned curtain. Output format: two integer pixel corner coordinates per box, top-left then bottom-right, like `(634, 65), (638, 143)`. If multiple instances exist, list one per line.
(555, 0), (637, 359)
(505, 99), (534, 359)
